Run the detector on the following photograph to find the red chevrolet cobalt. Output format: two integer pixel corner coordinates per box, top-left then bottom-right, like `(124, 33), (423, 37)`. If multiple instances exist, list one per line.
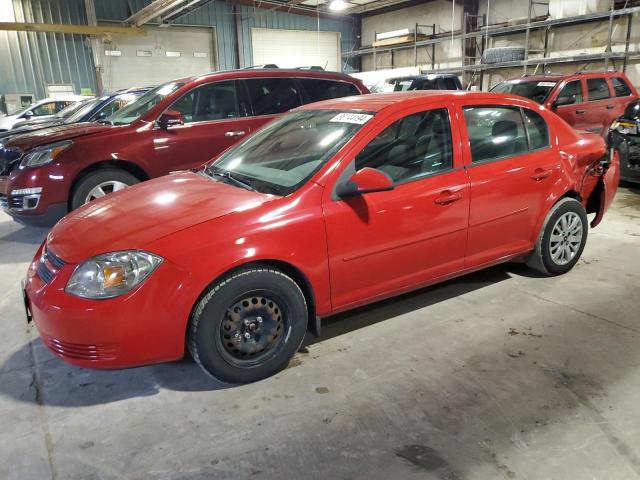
(24, 91), (619, 383)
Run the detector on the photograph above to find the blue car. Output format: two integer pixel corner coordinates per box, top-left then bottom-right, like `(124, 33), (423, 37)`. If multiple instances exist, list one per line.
(0, 87), (151, 143)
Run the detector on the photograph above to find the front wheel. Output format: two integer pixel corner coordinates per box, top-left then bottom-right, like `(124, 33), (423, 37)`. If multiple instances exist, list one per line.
(527, 197), (588, 276)
(188, 266), (308, 383)
(70, 169), (139, 210)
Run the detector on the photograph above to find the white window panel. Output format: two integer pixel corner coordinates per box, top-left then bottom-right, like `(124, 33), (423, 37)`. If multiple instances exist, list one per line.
(100, 27), (215, 91)
(251, 28), (341, 72)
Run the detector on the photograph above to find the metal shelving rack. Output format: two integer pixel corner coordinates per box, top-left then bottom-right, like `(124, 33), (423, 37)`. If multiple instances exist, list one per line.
(344, 1), (640, 88)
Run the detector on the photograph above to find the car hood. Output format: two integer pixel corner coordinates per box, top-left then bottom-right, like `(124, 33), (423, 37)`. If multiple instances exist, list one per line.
(4, 122), (114, 150)
(0, 115), (18, 129)
(0, 122), (63, 143)
(47, 171), (274, 263)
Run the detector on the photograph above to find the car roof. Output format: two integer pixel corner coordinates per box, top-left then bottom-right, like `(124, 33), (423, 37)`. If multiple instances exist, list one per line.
(297, 90), (504, 112)
(170, 68), (362, 86)
(501, 71), (627, 83)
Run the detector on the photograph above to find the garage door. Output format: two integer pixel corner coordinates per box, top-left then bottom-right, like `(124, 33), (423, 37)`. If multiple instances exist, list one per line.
(251, 28), (341, 72)
(100, 27), (216, 91)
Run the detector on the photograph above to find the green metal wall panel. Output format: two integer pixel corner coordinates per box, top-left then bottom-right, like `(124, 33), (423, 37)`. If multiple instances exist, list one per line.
(0, 0), (96, 98)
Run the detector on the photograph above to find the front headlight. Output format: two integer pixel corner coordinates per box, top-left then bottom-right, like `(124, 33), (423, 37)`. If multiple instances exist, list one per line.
(20, 140), (72, 168)
(66, 250), (163, 299)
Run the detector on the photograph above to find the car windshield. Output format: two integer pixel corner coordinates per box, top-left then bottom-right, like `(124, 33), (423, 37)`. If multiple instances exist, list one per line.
(61, 98), (102, 122)
(207, 109), (373, 196)
(11, 103), (35, 117)
(490, 80), (557, 104)
(107, 82), (184, 125)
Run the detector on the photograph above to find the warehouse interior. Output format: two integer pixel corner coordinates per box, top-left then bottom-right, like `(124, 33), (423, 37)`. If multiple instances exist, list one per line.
(1, 0), (640, 479)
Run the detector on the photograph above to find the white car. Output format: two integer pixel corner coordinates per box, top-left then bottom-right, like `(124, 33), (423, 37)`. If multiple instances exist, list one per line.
(0, 95), (89, 131)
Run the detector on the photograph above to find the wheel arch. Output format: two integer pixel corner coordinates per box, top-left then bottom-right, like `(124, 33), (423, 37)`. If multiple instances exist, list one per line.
(69, 160), (150, 208)
(185, 259), (319, 348)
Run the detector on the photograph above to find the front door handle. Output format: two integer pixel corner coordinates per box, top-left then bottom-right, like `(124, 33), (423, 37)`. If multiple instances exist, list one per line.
(225, 130), (246, 137)
(530, 168), (553, 181)
(434, 191), (463, 205)
(606, 105), (615, 110)
(576, 109), (585, 114)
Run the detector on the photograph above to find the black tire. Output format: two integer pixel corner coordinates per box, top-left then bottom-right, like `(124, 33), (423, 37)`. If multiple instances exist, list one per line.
(526, 197), (588, 276)
(70, 169), (139, 210)
(188, 265), (308, 383)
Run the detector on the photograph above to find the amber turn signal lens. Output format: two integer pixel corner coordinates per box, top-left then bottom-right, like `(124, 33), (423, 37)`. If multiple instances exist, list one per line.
(103, 266), (126, 288)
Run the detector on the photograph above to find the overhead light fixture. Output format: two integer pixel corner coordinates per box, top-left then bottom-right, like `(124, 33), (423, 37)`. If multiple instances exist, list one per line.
(329, 0), (348, 11)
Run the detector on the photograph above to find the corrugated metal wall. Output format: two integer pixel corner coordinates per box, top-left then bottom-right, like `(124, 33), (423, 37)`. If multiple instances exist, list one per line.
(0, 0), (96, 98)
(1, 0), (359, 97)
(95, 0), (358, 71)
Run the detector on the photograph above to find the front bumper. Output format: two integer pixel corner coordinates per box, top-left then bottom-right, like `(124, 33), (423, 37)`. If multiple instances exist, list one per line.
(1, 166), (70, 225)
(25, 244), (195, 369)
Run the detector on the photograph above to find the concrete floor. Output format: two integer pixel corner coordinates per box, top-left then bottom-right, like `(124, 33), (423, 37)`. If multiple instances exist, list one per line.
(1, 188), (639, 480)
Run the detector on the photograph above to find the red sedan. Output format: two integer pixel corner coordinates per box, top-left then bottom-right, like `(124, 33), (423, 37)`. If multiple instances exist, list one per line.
(24, 91), (619, 383)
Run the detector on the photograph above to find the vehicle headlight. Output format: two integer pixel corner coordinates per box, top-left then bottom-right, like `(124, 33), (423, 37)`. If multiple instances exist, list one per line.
(66, 250), (163, 299)
(20, 140), (72, 168)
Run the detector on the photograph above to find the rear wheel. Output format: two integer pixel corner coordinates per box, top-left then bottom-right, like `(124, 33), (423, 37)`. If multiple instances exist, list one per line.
(527, 197), (588, 276)
(70, 169), (139, 210)
(188, 266), (308, 383)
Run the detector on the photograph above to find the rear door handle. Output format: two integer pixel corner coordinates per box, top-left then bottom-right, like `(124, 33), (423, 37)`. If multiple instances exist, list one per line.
(434, 191), (463, 205)
(576, 109), (585, 114)
(530, 168), (553, 181)
(225, 130), (246, 137)
(606, 105), (615, 109)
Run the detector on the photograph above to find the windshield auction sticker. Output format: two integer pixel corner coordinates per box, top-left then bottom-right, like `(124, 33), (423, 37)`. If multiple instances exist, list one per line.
(537, 82), (556, 87)
(330, 113), (373, 124)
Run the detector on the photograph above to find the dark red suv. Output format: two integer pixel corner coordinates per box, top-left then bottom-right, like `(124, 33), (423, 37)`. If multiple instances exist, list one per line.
(491, 71), (638, 136)
(0, 69), (367, 225)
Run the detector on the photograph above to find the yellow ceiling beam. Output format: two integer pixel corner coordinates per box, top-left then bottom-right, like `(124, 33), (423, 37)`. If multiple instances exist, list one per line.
(0, 22), (145, 36)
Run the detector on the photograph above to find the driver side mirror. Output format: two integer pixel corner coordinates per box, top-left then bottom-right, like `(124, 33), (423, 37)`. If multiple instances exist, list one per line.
(336, 167), (394, 198)
(553, 96), (575, 107)
(158, 110), (185, 129)
(21, 110), (34, 119)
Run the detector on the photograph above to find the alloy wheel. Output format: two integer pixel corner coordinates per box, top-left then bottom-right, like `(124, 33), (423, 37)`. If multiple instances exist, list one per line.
(549, 211), (583, 266)
(85, 181), (129, 203)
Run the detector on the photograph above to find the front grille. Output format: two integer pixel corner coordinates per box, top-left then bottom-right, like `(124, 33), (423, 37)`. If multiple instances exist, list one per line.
(44, 336), (119, 361)
(36, 261), (54, 283)
(11, 195), (23, 209)
(36, 246), (66, 284)
(44, 248), (65, 269)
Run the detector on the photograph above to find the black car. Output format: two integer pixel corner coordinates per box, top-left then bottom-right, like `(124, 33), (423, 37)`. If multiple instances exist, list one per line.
(0, 87), (150, 145)
(609, 100), (640, 184)
(371, 73), (463, 93)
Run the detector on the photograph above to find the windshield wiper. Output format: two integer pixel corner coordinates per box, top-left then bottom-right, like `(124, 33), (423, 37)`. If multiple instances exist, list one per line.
(210, 168), (257, 192)
(97, 119), (113, 125)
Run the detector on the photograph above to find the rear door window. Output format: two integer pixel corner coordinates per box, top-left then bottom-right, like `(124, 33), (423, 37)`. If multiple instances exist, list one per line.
(612, 77), (632, 97)
(440, 77), (460, 90)
(299, 79), (360, 103)
(168, 81), (244, 123)
(463, 106), (529, 163)
(587, 78), (611, 101)
(243, 78), (302, 116)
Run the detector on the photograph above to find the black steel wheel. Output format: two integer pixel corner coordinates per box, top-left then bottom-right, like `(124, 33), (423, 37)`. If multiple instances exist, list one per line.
(188, 265), (308, 383)
(217, 292), (288, 367)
